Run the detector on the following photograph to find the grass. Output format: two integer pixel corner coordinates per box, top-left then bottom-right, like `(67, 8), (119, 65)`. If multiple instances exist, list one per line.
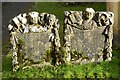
(3, 2), (119, 79)
(2, 48), (120, 78)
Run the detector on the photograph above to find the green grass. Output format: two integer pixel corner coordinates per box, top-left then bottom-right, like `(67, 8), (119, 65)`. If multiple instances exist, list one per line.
(2, 48), (120, 78)
(3, 2), (119, 79)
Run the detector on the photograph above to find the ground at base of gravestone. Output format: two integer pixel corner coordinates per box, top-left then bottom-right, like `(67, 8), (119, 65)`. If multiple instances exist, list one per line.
(2, 47), (120, 79)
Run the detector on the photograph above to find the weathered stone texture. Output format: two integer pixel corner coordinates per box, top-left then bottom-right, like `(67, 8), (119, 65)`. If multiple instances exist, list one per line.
(18, 32), (51, 62)
(8, 8), (114, 71)
(64, 8), (114, 64)
(8, 12), (60, 71)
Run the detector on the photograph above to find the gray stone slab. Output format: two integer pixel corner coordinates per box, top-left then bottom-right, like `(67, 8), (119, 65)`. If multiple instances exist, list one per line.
(64, 9), (114, 63)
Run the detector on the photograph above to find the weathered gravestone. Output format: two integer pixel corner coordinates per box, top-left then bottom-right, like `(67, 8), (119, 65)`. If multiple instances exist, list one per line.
(8, 12), (60, 71)
(64, 8), (114, 64)
(8, 8), (114, 71)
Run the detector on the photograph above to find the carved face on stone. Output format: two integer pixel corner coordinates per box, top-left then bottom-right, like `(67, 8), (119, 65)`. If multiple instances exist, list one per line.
(84, 8), (95, 20)
(48, 15), (56, 26)
(39, 13), (46, 22)
(29, 12), (39, 24)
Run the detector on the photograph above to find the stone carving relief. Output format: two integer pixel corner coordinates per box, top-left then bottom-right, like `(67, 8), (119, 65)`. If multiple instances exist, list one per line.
(64, 8), (114, 64)
(8, 12), (60, 71)
(8, 8), (114, 71)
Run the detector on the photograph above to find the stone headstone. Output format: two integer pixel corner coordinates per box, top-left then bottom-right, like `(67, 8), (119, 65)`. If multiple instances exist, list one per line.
(8, 12), (60, 71)
(64, 8), (114, 64)
(8, 8), (114, 71)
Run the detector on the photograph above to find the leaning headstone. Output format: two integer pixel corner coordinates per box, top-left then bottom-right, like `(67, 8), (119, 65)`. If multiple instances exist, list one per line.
(8, 12), (60, 71)
(64, 8), (114, 64)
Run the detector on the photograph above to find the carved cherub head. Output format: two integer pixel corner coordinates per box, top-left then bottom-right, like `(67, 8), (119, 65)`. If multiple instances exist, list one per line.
(28, 11), (39, 24)
(39, 13), (47, 22)
(48, 14), (56, 26)
(83, 8), (95, 20)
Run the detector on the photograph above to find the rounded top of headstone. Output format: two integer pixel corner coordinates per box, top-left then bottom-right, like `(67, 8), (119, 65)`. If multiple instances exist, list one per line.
(85, 8), (95, 13)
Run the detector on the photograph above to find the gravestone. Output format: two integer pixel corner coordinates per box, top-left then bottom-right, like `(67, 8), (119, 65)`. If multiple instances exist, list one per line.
(8, 12), (60, 71)
(64, 8), (114, 64)
(8, 8), (114, 71)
